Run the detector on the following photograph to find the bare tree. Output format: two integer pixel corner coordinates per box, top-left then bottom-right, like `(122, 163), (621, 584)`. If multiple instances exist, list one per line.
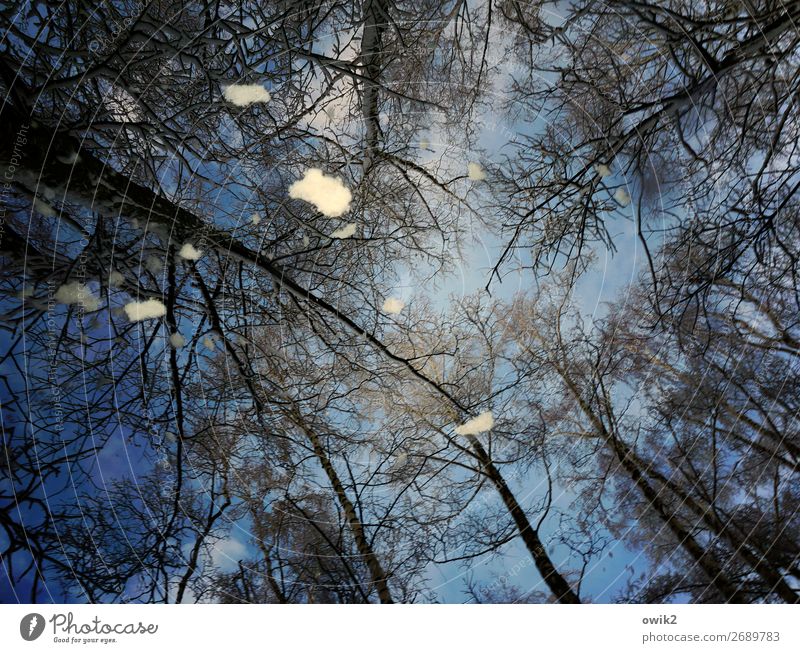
(2, 0), (798, 606)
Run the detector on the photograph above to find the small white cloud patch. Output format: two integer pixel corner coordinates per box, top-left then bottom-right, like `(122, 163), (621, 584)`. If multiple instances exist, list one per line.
(178, 243), (203, 260)
(169, 332), (186, 348)
(223, 83), (271, 107)
(124, 299), (166, 322)
(467, 162), (486, 181)
(289, 168), (352, 217)
(382, 297), (405, 314)
(454, 411), (494, 435)
(330, 223), (357, 239)
(108, 270), (124, 287)
(202, 336), (216, 350)
(55, 282), (100, 312)
(614, 188), (631, 207)
(595, 163), (612, 178)
(250, 213), (261, 225)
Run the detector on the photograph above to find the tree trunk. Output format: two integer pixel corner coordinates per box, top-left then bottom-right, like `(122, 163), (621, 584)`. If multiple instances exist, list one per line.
(301, 423), (395, 604)
(556, 363), (747, 602)
(637, 453), (800, 604)
(359, 0), (389, 171)
(467, 436), (581, 603)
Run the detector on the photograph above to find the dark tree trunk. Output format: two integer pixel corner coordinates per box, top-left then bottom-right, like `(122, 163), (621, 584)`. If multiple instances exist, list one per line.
(302, 423), (395, 604)
(467, 436), (581, 604)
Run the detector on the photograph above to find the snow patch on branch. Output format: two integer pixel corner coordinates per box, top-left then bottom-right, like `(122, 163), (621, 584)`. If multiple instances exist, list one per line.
(289, 168), (352, 217)
(55, 282), (100, 312)
(145, 256), (164, 274)
(329, 223), (357, 239)
(382, 297), (405, 314)
(123, 299), (166, 322)
(33, 198), (57, 217)
(108, 270), (124, 287)
(178, 243), (203, 260)
(467, 162), (486, 181)
(454, 411), (494, 435)
(223, 83), (271, 107)
(595, 163), (611, 178)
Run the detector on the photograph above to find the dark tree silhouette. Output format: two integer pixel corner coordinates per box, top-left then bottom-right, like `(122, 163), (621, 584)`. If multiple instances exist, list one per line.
(1, 0), (798, 605)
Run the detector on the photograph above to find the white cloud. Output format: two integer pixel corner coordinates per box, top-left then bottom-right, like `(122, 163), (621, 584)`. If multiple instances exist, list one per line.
(330, 223), (357, 239)
(55, 282), (100, 312)
(210, 537), (247, 572)
(382, 297), (405, 314)
(108, 270), (124, 287)
(223, 83), (271, 107)
(106, 86), (141, 123)
(178, 243), (203, 260)
(614, 188), (631, 207)
(169, 332), (186, 348)
(250, 213), (261, 225)
(202, 336), (216, 350)
(454, 411), (494, 435)
(289, 168), (352, 217)
(123, 299), (166, 322)
(595, 163), (611, 178)
(467, 162), (486, 181)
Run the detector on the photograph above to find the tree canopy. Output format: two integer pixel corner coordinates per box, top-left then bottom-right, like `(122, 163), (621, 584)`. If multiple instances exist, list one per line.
(1, 0), (798, 604)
